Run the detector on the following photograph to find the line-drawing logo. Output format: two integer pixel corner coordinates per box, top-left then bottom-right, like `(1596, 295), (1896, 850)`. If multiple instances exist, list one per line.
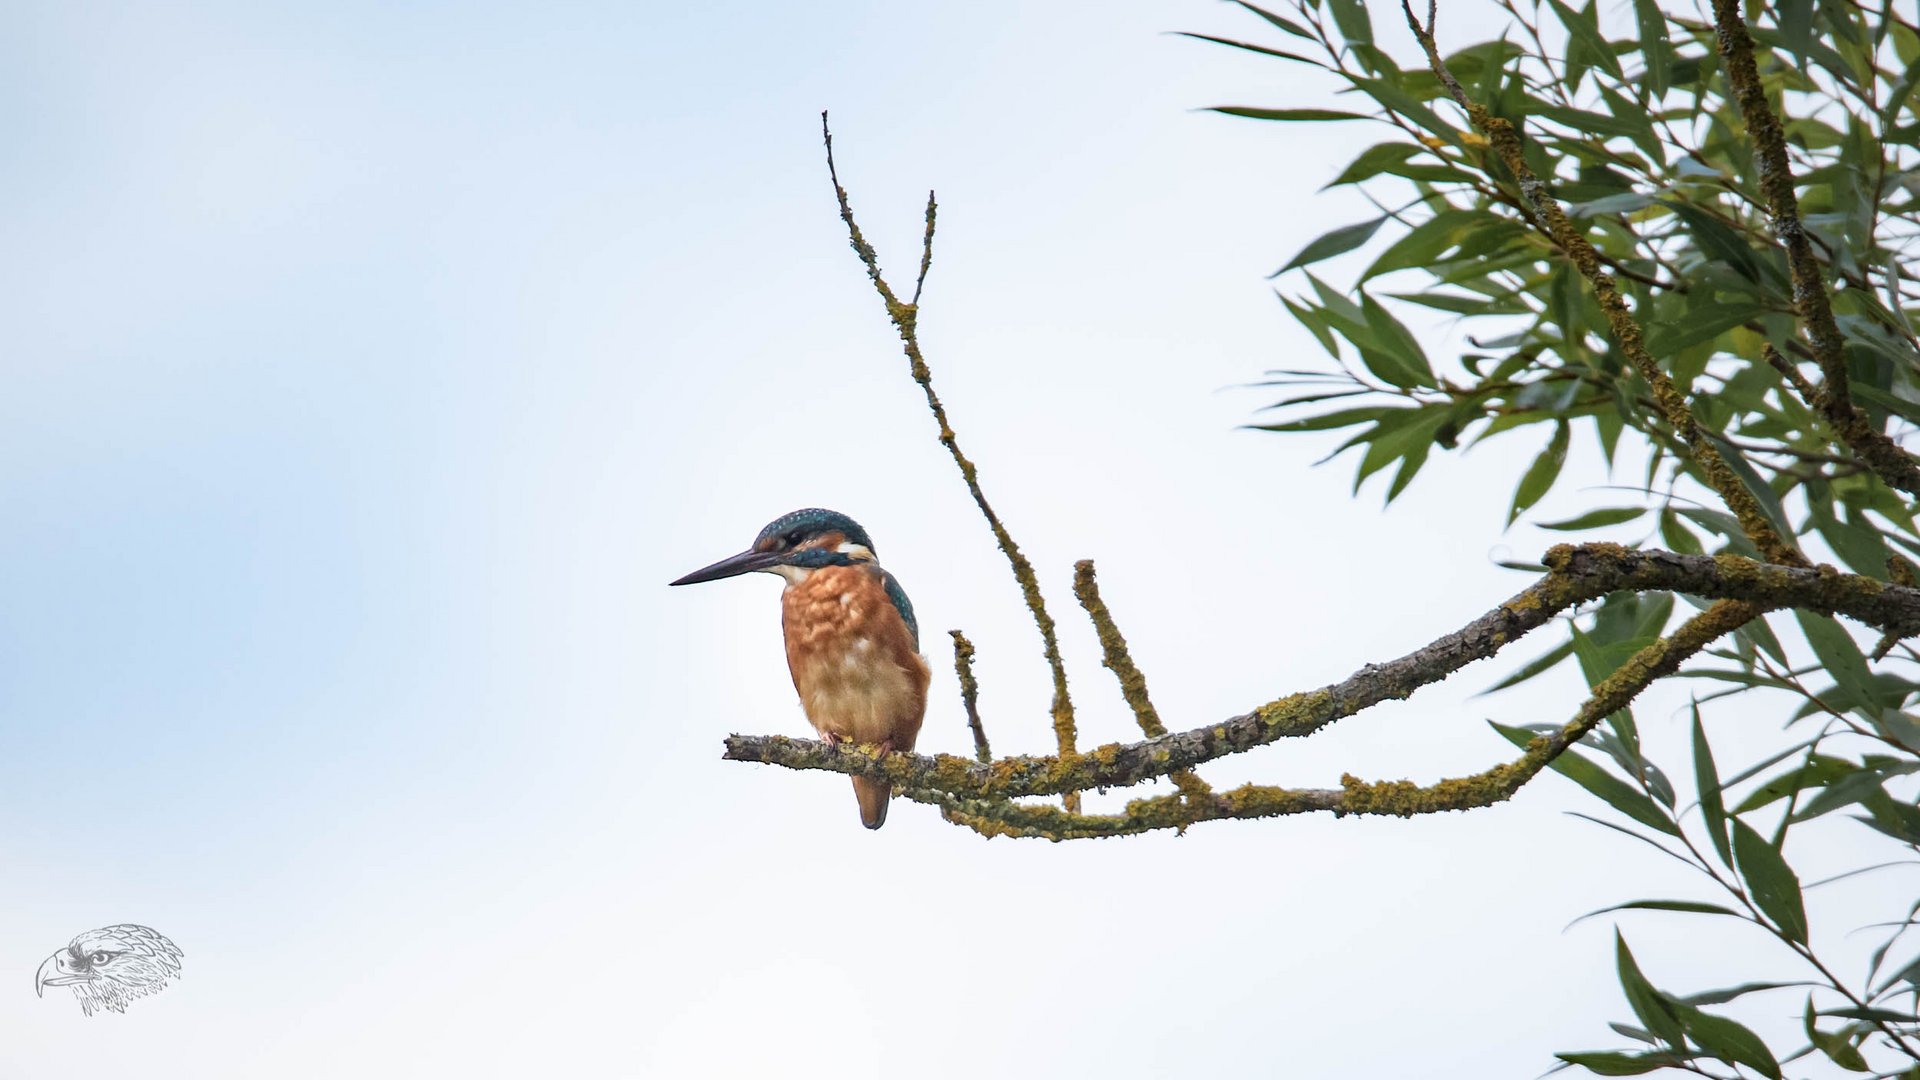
(35, 924), (183, 1015)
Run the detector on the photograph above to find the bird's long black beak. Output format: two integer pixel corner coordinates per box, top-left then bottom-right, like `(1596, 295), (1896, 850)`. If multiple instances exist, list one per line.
(669, 549), (786, 586)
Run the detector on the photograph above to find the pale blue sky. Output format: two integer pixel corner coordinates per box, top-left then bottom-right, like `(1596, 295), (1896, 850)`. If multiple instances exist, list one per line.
(0, 2), (1896, 1077)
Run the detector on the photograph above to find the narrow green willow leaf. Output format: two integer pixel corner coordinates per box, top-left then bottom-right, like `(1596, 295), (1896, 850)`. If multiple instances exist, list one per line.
(1666, 202), (1764, 282)
(1692, 706), (1732, 867)
(1209, 106), (1373, 121)
(1813, 503), (1894, 578)
(1818, 1005), (1916, 1023)
(1732, 819), (1808, 944)
(1804, 998), (1871, 1071)
(1631, 0), (1670, 96)
(1251, 405), (1395, 433)
(1794, 763), (1920, 823)
(1793, 611), (1883, 710)
(1594, 411), (1623, 465)
(1492, 723), (1680, 836)
(1327, 142), (1422, 186)
(1569, 899), (1741, 927)
(1357, 293), (1434, 387)
(1535, 103), (1650, 141)
(1731, 755), (1855, 814)
(1569, 192), (1656, 218)
(1388, 289), (1528, 315)
(1659, 508), (1703, 555)
(1510, 422), (1570, 524)
(1644, 302), (1768, 359)
(1720, 737), (1825, 789)
(1554, 1051), (1685, 1075)
(1675, 981), (1811, 1006)
(1538, 507), (1646, 530)
(1229, 0), (1315, 40)
(1346, 75), (1455, 143)
(1257, 388), (1371, 411)
(1278, 217), (1386, 274)
(1852, 382), (1920, 427)
(1615, 933), (1687, 1048)
(1673, 1004), (1780, 1079)
(1631, 593), (1674, 642)
(1548, 0), (1623, 79)
(1740, 613), (1789, 666)
(1175, 32), (1324, 66)
(1364, 209), (1481, 280)
(1778, 0), (1815, 56)
(1881, 60), (1920, 128)
(1702, 434), (1796, 548)
(1608, 1021), (1657, 1044)
(1484, 638), (1576, 693)
(1324, 0), (1372, 47)
(1384, 443), (1430, 503)
(1353, 406), (1453, 490)
(1279, 295), (1339, 357)
(1564, 812), (1690, 863)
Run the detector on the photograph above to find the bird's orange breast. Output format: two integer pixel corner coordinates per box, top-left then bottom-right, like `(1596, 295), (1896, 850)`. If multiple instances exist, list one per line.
(781, 565), (929, 749)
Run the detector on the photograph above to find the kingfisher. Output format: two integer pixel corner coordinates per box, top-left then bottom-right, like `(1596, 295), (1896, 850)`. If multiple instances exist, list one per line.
(670, 508), (930, 829)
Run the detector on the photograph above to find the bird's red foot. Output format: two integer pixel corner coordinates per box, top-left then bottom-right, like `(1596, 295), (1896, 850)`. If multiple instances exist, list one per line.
(874, 739), (895, 757)
(821, 732), (844, 750)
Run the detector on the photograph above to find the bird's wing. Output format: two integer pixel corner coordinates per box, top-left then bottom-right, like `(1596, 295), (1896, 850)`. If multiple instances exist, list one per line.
(877, 569), (919, 651)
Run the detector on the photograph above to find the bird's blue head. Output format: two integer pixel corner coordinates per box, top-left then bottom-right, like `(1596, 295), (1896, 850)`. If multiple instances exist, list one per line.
(668, 508), (878, 586)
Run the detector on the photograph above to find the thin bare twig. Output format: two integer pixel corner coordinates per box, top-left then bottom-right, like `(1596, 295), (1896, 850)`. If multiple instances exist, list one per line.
(912, 191), (936, 306)
(821, 112), (1083, 809)
(950, 630), (991, 763)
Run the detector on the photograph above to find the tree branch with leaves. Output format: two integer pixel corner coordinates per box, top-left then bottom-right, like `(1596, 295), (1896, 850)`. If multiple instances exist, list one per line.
(717, 1), (1920, 1074)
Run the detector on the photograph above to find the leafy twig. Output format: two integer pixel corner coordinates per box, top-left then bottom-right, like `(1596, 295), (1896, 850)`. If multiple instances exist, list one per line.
(1709, 0), (1920, 497)
(1400, 0), (1806, 567)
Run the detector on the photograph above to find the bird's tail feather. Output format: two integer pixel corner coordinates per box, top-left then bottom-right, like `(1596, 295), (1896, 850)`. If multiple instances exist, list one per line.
(853, 776), (890, 830)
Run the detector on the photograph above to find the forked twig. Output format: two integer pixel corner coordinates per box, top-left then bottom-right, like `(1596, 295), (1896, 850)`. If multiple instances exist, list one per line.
(821, 112), (1082, 810)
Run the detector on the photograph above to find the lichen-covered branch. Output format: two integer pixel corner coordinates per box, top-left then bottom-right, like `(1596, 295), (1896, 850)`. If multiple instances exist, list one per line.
(1073, 560), (1212, 802)
(725, 544), (1920, 800)
(900, 598), (1754, 841)
(1402, 0), (1804, 565)
(950, 630), (991, 763)
(1708, 0), (1920, 497)
(821, 113), (1083, 810)
(1873, 557), (1920, 660)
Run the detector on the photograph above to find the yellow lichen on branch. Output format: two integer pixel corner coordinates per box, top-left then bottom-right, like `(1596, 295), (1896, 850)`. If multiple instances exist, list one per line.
(726, 544), (1920, 838)
(1073, 560), (1213, 805)
(918, 597), (1755, 840)
(950, 630), (991, 763)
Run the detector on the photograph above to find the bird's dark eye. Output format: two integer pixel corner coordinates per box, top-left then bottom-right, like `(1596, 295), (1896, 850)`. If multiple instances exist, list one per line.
(785, 531), (805, 547)
(85, 951), (115, 965)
